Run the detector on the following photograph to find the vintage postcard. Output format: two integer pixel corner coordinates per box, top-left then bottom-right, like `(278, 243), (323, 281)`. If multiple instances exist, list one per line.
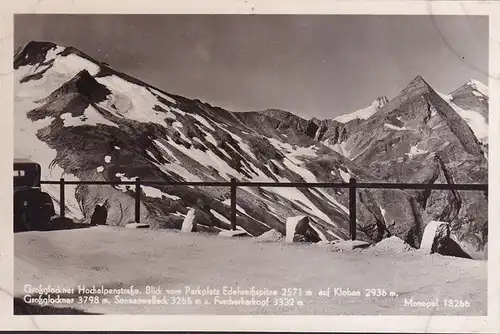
(0, 0), (499, 332)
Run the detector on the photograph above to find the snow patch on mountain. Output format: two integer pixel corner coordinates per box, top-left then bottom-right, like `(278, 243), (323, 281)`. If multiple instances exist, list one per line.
(265, 163), (286, 181)
(153, 140), (180, 163)
(60, 106), (119, 128)
(438, 92), (488, 145)
(380, 207), (388, 223)
(114, 174), (136, 193)
(141, 186), (181, 200)
(219, 125), (242, 141)
(270, 159), (285, 170)
(288, 146), (318, 162)
(384, 123), (408, 131)
(239, 142), (257, 160)
(16, 50), (98, 102)
(222, 199), (247, 214)
(285, 216), (304, 242)
(267, 138), (318, 164)
(314, 128), (322, 140)
(221, 199), (271, 228)
(14, 91), (83, 219)
(219, 225), (251, 237)
(308, 223), (329, 241)
(210, 209), (231, 225)
(15, 42), (489, 250)
(155, 161), (202, 181)
(145, 150), (158, 162)
(54, 53), (101, 77)
(95, 75), (177, 126)
(265, 186), (337, 226)
(339, 169), (351, 182)
(267, 138), (294, 152)
(430, 103), (438, 117)
(44, 46), (66, 62)
(245, 159), (339, 225)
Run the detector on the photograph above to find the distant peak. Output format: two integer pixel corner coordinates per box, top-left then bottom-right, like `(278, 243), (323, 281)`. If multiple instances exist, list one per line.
(465, 79), (489, 97)
(408, 74), (431, 88)
(333, 95), (389, 124)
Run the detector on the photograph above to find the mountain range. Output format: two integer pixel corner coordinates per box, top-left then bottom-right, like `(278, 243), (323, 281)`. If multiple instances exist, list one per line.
(14, 41), (489, 259)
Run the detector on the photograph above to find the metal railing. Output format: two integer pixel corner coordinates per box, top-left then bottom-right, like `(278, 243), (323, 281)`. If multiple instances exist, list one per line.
(41, 178), (488, 241)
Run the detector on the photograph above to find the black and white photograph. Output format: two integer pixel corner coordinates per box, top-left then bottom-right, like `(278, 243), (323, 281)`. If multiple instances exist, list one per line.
(8, 10), (491, 321)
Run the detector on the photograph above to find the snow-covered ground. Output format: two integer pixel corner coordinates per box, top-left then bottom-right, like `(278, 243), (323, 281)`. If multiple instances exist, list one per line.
(14, 227), (486, 315)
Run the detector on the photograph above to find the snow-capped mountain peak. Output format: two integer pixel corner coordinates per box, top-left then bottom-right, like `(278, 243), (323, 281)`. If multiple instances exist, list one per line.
(466, 79), (488, 97)
(333, 96), (389, 123)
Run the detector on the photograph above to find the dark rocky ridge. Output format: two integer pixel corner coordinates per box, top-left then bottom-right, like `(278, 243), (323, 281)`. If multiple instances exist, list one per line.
(40, 70), (112, 104)
(14, 41), (59, 69)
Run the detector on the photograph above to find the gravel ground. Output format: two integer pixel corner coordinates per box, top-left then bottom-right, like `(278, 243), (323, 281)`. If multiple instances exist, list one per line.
(14, 226), (487, 315)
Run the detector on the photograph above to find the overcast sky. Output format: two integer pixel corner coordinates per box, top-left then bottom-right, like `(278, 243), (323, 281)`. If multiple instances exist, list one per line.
(15, 14), (488, 119)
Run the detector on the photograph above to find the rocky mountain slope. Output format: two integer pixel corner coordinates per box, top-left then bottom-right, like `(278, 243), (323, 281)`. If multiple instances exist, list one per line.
(314, 76), (488, 256)
(14, 41), (488, 257)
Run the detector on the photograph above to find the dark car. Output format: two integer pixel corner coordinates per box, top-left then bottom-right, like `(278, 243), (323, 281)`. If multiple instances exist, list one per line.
(14, 158), (55, 232)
